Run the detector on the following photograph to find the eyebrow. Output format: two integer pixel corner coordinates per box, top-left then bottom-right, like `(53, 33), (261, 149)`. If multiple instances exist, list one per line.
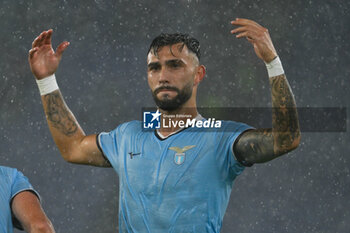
(147, 62), (160, 69)
(165, 59), (185, 66)
(147, 59), (185, 68)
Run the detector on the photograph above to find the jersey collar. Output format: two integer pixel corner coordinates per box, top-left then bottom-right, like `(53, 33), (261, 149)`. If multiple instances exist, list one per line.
(155, 114), (204, 140)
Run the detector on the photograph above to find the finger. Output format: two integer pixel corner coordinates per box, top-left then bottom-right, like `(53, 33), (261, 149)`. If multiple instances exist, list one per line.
(43, 29), (53, 45)
(235, 31), (256, 40)
(37, 31), (46, 46)
(32, 31), (45, 48)
(230, 26), (249, 34)
(28, 47), (39, 59)
(231, 18), (262, 28)
(32, 35), (41, 48)
(55, 41), (70, 59)
(247, 37), (255, 43)
(231, 18), (259, 26)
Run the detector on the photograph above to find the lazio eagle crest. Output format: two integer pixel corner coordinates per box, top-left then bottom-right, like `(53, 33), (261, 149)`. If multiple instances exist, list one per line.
(169, 145), (196, 165)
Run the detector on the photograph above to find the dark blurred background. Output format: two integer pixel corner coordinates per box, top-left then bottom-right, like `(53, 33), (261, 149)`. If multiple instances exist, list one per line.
(0, 0), (349, 232)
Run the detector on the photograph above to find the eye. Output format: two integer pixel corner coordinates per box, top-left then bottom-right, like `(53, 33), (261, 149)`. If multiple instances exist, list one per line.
(171, 63), (180, 68)
(148, 64), (161, 71)
(169, 61), (183, 69)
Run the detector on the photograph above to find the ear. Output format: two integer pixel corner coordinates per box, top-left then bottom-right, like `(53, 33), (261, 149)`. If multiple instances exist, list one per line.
(194, 65), (206, 86)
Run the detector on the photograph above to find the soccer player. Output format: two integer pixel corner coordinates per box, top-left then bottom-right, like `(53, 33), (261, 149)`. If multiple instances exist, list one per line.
(0, 166), (55, 233)
(28, 18), (300, 232)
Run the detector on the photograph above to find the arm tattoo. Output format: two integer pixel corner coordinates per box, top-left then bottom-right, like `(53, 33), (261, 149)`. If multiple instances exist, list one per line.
(44, 91), (78, 136)
(234, 128), (274, 164)
(270, 74), (300, 154)
(234, 74), (300, 164)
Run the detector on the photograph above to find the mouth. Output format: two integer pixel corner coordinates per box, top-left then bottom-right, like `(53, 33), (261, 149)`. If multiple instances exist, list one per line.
(154, 86), (179, 95)
(158, 89), (176, 94)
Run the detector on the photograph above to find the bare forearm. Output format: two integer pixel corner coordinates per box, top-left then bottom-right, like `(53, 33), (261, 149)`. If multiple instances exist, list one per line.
(27, 221), (55, 233)
(270, 74), (300, 155)
(40, 90), (109, 166)
(41, 90), (85, 160)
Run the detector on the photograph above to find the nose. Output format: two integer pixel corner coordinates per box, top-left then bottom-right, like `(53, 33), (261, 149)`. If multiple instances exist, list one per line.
(158, 67), (170, 84)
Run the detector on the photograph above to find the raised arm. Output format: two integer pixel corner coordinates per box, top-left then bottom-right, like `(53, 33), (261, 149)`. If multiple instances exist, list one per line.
(230, 18), (301, 164)
(12, 191), (55, 233)
(28, 30), (109, 167)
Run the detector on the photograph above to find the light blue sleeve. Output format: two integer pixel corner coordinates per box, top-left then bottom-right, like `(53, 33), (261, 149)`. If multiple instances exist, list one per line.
(98, 126), (121, 171)
(11, 170), (40, 201)
(97, 121), (141, 172)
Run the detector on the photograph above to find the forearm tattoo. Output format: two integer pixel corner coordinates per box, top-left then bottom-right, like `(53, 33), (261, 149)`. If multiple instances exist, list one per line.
(44, 91), (78, 136)
(270, 74), (300, 154)
(234, 74), (300, 164)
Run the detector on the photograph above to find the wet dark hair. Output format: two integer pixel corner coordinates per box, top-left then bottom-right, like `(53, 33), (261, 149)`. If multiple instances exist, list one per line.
(148, 33), (201, 61)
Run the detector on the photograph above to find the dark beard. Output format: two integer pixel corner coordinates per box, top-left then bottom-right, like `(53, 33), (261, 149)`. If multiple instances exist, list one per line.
(152, 82), (192, 111)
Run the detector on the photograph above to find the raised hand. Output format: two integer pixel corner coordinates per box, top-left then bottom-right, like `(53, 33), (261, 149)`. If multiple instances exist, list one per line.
(28, 29), (69, 80)
(231, 18), (277, 63)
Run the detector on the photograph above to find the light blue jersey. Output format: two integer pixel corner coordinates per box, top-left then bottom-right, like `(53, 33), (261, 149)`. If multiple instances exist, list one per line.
(0, 166), (39, 233)
(98, 120), (252, 233)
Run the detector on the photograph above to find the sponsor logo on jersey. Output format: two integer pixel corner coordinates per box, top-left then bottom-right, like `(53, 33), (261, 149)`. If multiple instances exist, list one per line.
(128, 152), (141, 159)
(169, 145), (196, 165)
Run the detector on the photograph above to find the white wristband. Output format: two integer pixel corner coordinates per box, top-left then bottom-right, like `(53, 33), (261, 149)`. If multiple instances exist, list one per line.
(265, 56), (284, 78)
(36, 74), (59, 96)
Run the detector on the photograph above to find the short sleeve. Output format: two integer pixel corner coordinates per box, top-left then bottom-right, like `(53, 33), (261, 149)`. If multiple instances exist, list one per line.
(97, 127), (120, 170)
(11, 170), (40, 201)
(97, 121), (142, 173)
